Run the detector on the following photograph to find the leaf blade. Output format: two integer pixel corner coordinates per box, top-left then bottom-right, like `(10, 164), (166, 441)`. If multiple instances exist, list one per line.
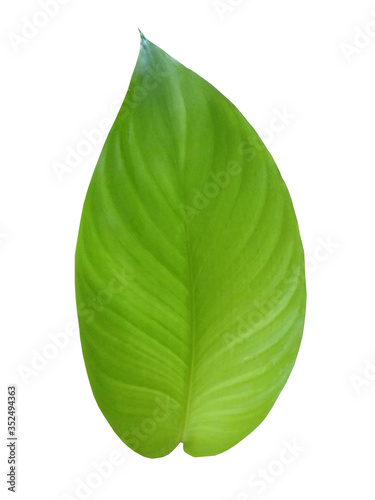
(75, 34), (306, 458)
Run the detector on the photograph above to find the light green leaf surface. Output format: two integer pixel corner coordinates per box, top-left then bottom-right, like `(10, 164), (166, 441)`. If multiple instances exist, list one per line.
(75, 33), (306, 458)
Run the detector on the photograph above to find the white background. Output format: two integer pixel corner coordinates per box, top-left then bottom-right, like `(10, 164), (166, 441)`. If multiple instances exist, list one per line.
(1, 0), (375, 498)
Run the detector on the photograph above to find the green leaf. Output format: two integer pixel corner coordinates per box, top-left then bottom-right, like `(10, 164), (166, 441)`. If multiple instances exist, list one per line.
(75, 33), (306, 458)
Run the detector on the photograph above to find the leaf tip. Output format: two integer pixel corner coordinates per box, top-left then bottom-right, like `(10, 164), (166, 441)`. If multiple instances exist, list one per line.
(138, 28), (147, 44)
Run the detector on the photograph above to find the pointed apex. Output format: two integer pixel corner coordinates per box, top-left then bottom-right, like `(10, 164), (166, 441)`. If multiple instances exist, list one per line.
(138, 29), (147, 43)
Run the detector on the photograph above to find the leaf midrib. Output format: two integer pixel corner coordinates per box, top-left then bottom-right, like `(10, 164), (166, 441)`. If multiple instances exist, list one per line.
(152, 57), (196, 444)
(178, 223), (196, 443)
